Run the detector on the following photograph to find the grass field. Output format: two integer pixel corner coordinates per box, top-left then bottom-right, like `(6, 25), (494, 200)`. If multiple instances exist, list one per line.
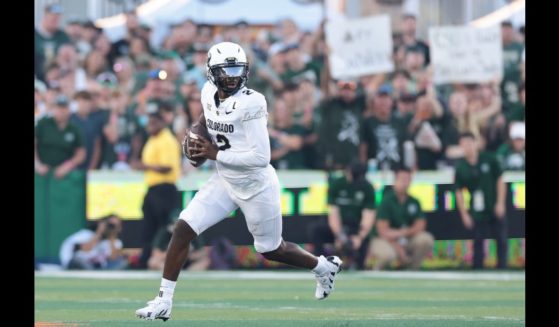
(35, 270), (524, 326)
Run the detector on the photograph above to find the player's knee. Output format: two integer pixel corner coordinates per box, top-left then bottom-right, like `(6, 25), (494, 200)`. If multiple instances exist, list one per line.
(173, 220), (197, 242)
(260, 240), (285, 260)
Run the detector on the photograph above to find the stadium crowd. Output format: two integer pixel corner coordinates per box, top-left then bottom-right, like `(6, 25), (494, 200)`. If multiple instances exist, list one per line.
(34, 5), (525, 176)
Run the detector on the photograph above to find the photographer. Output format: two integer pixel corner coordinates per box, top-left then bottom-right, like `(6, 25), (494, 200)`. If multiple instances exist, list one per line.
(309, 162), (376, 269)
(59, 214), (128, 270)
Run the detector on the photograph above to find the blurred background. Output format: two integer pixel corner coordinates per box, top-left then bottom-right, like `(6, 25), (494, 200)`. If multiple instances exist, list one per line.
(34, 0), (525, 272)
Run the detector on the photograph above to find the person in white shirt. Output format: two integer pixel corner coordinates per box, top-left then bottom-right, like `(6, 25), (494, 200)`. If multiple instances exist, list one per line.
(136, 42), (343, 321)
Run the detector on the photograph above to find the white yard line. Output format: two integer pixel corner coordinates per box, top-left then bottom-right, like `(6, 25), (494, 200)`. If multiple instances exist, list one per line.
(35, 270), (524, 281)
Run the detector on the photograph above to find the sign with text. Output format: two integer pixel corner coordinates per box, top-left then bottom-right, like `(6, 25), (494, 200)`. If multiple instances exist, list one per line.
(326, 15), (394, 79)
(430, 25), (503, 84)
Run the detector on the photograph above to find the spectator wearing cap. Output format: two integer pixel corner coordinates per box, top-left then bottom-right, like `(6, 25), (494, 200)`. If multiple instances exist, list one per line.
(500, 21), (524, 111)
(131, 104), (181, 269)
(70, 91), (106, 170)
(496, 122), (525, 171)
(370, 167), (434, 270)
(314, 80), (365, 170)
(35, 4), (71, 81)
(35, 95), (86, 179)
(360, 86), (407, 171)
(400, 14), (430, 66)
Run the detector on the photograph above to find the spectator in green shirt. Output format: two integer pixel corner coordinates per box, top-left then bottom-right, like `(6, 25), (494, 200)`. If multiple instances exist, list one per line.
(455, 132), (508, 269)
(309, 162), (376, 269)
(35, 95), (86, 178)
(35, 4), (71, 81)
(360, 86), (407, 170)
(371, 167), (434, 270)
(314, 80), (365, 170)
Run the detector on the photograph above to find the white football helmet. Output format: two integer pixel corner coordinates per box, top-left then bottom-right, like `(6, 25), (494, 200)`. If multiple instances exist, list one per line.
(206, 42), (249, 95)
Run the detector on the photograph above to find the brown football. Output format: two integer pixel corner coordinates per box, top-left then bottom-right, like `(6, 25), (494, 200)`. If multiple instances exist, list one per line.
(184, 122), (211, 167)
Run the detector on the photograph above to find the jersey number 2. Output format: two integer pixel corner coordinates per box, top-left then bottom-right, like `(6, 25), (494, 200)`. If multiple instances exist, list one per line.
(216, 134), (231, 150)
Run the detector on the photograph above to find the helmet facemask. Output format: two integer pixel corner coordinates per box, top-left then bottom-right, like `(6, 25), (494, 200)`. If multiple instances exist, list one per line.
(208, 63), (249, 95)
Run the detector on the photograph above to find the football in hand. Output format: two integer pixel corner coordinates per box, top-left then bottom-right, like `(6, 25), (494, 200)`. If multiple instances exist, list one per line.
(183, 122), (211, 167)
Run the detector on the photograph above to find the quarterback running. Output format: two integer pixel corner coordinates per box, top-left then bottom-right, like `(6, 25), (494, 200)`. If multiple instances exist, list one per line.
(135, 42), (342, 321)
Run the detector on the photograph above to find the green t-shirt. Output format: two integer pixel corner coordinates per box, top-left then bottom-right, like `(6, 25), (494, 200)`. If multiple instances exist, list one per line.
(328, 175), (376, 227)
(360, 115), (407, 170)
(34, 29), (71, 78)
(314, 96), (365, 168)
(35, 117), (84, 167)
(501, 42), (524, 108)
(454, 152), (503, 220)
(376, 189), (425, 230)
(496, 143), (525, 171)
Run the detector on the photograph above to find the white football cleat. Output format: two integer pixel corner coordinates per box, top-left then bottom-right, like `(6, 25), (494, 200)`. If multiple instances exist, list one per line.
(135, 296), (172, 321)
(314, 255), (343, 300)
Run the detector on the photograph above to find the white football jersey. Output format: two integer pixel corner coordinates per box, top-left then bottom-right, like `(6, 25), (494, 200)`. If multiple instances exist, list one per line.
(200, 82), (275, 199)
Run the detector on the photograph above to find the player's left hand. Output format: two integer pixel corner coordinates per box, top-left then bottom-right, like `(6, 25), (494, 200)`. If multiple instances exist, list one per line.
(191, 137), (219, 160)
(494, 202), (506, 220)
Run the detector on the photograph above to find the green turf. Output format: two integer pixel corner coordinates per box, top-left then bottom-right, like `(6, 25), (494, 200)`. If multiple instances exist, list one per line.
(35, 272), (524, 326)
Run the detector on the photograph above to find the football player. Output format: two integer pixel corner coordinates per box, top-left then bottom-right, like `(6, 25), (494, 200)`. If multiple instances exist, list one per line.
(136, 42), (343, 321)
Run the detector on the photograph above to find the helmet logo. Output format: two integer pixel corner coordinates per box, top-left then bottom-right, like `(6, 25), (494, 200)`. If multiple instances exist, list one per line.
(225, 57), (237, 64)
